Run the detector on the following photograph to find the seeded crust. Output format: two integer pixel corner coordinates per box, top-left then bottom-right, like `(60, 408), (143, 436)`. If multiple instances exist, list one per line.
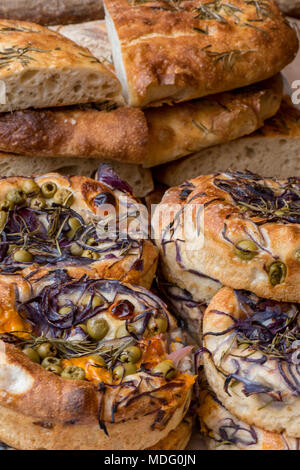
(0, 173), (158, 289)
(202, 287), (300, 437)
(154, 172), (300, 302)
(198, 391), (300, 450)
(104, 0), (298, 107)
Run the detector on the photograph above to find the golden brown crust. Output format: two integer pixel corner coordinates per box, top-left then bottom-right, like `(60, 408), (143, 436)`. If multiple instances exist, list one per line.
(0, 106), (149, 163)
(144, 74), (283, 167)
(0, 172), (158, 289)
(202, 287), (300, 437)
(104, 0), (298, 107)
(198, 391), (300, 450)
(0, 0), (104, 26)
(154, 172), (300, 302)
(253, 95), (300, 138)
(0, 19), (120, 112)
(148, 416), (192, 450)
(0, 75), (283, 166)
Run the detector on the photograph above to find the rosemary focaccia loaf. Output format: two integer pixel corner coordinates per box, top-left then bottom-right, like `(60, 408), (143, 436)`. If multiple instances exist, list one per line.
(0, 20), (120, 112)
(0, 105), (149, 162)
(0, 74), (283, 167)
(0, 272), (194, 449)
(154, 97), (300, 185)
(104, 0), (298, 107)
(154, 171), (300, 303)
(0, 0), (104, 26)
(199, 391), (300, 450)
(202, 287), (300, 438)
(276, 0), (300, 18)
(0, 164), (158, 288)
(0, 153), (154, 198)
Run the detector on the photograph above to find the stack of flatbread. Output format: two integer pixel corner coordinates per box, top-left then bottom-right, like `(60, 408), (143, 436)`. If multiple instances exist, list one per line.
(0, 0), (297, 198)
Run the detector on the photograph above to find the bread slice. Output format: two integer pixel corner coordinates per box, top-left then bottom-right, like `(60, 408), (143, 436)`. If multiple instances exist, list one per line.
(0, 0), (104, 26)
(277, 0), (300, 18)
(0, 153), (153, 198)
(0, 19), (120, 112)
(104, 0), (298, 107)
(154, 97), (300, 185)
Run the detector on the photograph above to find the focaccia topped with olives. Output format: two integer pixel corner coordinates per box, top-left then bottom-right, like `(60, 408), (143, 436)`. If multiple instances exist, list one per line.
(154, 171), (300, 303)
(0, 270), (194, 450)
(0, 165), (158, 289)
(203, 287), (300, 438)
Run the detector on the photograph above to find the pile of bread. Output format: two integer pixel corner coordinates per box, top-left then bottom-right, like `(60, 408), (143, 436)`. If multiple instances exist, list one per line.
(0, 0), (299, 451)
(0, 1), (297, 198)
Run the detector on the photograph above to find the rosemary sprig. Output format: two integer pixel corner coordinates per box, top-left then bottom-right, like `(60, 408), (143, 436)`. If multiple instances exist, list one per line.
(0, 46), (50, 69)
(202, 45), (256, 71)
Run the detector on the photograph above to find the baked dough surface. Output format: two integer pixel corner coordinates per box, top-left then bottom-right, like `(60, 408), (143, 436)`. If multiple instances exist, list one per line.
(104, 0), (298, 107)
(203, 287), (300, 437)
(154, 171), (300, 302)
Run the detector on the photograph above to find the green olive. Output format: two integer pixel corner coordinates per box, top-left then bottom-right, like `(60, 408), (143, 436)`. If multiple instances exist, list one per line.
(13, 249), (33, 263)
(7, 189), (24, 206)
(30, 196), (46, 210)
(7, 244), (18, 255)
(23, 347), (40, 364)
(86, 237), (97, 246)
(45, 364), (62, 375)
(61, 365), (85, 381)
(70, 242), (84, 257)
(86, 316), (109, 340)
(81, 249), (99, 260)
(67, 217), (81, 240)
(77, 323), (88, 333)
(41, 357), (61, 369)
(36, 342), (57, 360)
(235, 240), (258, 261)
(113, 363), (137, 380)
(0, 210), (7, 232)
(22, 179), (40, 195)
(53, 189), (74, 206)
(41, 181), (57, 198)
(152, 360), (176, 380)
(147, 317), (168, 336)
(115, 324), (130, 338)
(59, 306), (73, 315)
(268, 261), (287, 286)
(90, 354), (106, 367)
(295, 248), (300, 261)
(120, 346), (142, 364)
(0, 200), (13, 211)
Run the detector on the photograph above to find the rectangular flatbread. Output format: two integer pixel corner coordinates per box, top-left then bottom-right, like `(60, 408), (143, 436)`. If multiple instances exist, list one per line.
(104, 0), (298, 107)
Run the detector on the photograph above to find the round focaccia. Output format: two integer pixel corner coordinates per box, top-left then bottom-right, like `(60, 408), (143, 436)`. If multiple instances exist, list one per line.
(202, 286), (300, 437)
(0, 164), (158, 289)
(198, 391), (300, 450)
(0, 416), (193, 451)
(154, 171), (300, 303)
(0, 270), (195, 450)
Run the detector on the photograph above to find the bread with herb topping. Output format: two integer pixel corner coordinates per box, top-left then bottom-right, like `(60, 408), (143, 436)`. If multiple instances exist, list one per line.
(198, 391), (300, 450)
(104, 0), (298, 107)
(0, 273), (194, 450)
(203, 287), (300, 437)
(0, 0), (104, 26)
(0, 19), (120, 112)
(154, 96), (300, 185)
(154, 171), (300, 303)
